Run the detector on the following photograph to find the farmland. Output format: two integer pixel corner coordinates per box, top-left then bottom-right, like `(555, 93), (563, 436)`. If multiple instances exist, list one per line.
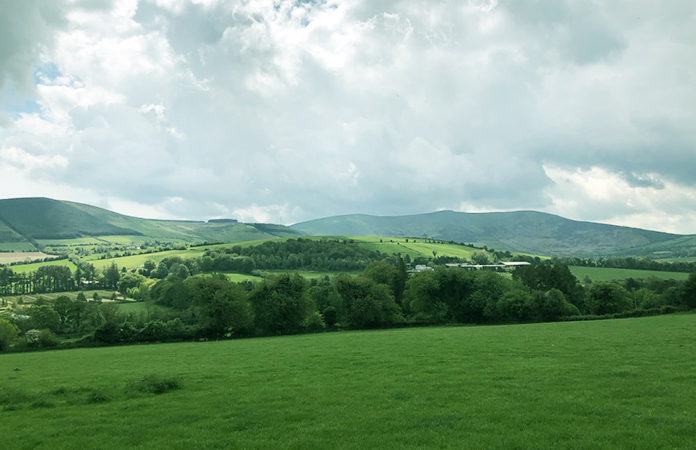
(570, 266), (690, 283)
(0, 252), (56, 265)
(1, 314), (695, 449)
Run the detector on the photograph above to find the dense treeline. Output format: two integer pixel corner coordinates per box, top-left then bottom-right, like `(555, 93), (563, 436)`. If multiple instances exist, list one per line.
(553, 256), (696, 273)
(202, 238), (387, 272)
(2, 261), (695, 353)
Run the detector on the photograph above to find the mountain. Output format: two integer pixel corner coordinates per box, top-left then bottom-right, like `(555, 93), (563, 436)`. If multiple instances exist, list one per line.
(0, 197), (300, 248)
(291, 210), (692, 257)
(2, 198), (694, 258)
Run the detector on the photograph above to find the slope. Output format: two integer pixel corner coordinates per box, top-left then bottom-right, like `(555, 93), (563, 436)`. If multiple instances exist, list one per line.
(0, 197), (137, 240)
(292, 210), (682, 257)
(0, 198), (300, 244)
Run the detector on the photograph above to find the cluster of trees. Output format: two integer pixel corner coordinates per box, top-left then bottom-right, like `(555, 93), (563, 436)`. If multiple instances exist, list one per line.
(201, 238), (388, 272)
(0, 260), (123, 296)
(3, 260), (695, 353)
(553, 256), (696, 274)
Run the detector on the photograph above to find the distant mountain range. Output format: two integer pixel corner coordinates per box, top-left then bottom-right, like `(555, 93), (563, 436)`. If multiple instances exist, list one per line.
(0, 197), (300, 248)
(291, 210), (696, 258)
(1, 197), (695, 257)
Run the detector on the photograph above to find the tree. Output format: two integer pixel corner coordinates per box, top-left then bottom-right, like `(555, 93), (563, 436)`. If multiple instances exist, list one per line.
(528, 289), (580, 322)
(585, 282), (632, 315)
(185, 277), (253, 338)
(103, 262), (121, 289)
(496, 289), (533, 323)
(69, 299), (88, 331)
(28, 305), (61, 333)
(678, 271), (696, 310)
(0, 318), (19, 351)
(250, 274), (313, 335)
(334, 275), (402, 329)
(471, 251), (492, 265)
(117, 273), (145, 297)
(322, 306), (338, 328)
(52, 295), (72, 330)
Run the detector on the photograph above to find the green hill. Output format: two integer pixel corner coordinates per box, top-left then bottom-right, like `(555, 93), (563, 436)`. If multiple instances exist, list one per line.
(292, 210), (687, 257)
(0, 197), (300, 246)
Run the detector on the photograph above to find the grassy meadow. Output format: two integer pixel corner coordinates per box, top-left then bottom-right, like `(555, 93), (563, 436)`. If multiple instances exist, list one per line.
(1, 314), (695, 449)
(0, 242), (37, 252)
(570, 266), (690, 283)
(0, 252), (55, 264)
(7, 258), (77, 274)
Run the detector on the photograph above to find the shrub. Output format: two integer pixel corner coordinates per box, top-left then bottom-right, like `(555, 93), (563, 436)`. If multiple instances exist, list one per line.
(126, 374), (182, 395)
(303, 311), (326, 333)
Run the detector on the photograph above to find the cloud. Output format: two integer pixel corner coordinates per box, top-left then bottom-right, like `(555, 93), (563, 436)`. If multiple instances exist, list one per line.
(0, 0), (695, 234)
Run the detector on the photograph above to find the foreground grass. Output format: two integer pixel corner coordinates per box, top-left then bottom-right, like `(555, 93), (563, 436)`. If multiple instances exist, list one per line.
(1, 315), (696, 449)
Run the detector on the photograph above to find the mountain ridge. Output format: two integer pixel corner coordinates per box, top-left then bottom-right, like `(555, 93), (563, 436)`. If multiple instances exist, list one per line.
(0, 197), (300, 247)
(1, 197), (695, 257)
(291, 210), (691, 257)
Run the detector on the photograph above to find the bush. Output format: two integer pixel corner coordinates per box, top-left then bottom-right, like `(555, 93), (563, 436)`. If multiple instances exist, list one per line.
(322, 306), (338, 328)
(126, 374), (182, 395)
(303, 311), (326, 333)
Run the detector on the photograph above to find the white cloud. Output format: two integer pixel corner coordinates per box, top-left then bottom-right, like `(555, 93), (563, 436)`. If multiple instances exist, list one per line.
(0, 0), (695, 235)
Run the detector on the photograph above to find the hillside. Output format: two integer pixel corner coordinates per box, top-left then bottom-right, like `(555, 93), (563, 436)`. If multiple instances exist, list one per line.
(0, 198), (299, 248)
(292, 210), (688, 257)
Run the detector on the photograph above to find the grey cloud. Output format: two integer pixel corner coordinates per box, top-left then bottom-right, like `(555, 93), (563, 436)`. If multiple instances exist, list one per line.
(1, 0), (696, 232)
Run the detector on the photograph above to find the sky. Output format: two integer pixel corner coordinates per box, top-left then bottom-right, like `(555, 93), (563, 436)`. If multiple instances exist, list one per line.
(0, 0), (695, 233)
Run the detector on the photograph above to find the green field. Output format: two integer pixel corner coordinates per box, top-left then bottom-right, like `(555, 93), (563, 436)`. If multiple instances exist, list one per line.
(570, 266), (690, 282)
(85, 249), (207, 270)
(0, 291), (123, 305)
(1, 314), (695, 449)
(7, 258), (77, 274)
(0, 252), (55, 264)
(0, 242), (37, 252)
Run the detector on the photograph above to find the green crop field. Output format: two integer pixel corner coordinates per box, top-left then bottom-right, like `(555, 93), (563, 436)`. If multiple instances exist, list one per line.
(1, 314), (695, 449)
(86, 248), (207, 270)
(8, 258), (77, 274)
(570, 266), (690, 283)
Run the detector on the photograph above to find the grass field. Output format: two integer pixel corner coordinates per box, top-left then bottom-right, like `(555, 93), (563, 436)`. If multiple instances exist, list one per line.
(0, 290), (124, 304)
(0, 252), (56, 264)
(85, 248), (207, 270)
(1, 314), (695, 449)
(7, 258), (77, 274)
(0, 242), (37, 252)
(570, 266), (690, 282)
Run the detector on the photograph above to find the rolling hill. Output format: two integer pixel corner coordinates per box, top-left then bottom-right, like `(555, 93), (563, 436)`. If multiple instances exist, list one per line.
(3, 198), (695, 258)
(0, 197), (300, 249)
(291, 210), (693, 257)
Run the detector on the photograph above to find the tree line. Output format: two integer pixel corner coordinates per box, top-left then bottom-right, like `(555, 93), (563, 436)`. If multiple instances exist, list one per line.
(552, 256), (696, 273)
(2, 260), (695, 352)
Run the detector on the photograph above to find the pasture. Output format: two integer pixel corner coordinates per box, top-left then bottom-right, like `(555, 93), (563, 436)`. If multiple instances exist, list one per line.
(0, 242), (36, 252)
(570, 266), (690, 283)
(0, 252), (55, 265)
(6, 258), (77, 274)
(1, 314), (695, 449)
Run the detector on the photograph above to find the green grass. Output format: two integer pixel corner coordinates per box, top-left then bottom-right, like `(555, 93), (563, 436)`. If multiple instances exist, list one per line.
(8, 258), (77, 274)
(1, 314), (696, 449)
(222, 273), (264, 283)
(0, 242), (37, 252)
(570, 266), (690, 282)
(117, 301), (174, 318)
(3, 291), (123, 304)
(260, 270), (361, 281)
(86, 248), (206, 270)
